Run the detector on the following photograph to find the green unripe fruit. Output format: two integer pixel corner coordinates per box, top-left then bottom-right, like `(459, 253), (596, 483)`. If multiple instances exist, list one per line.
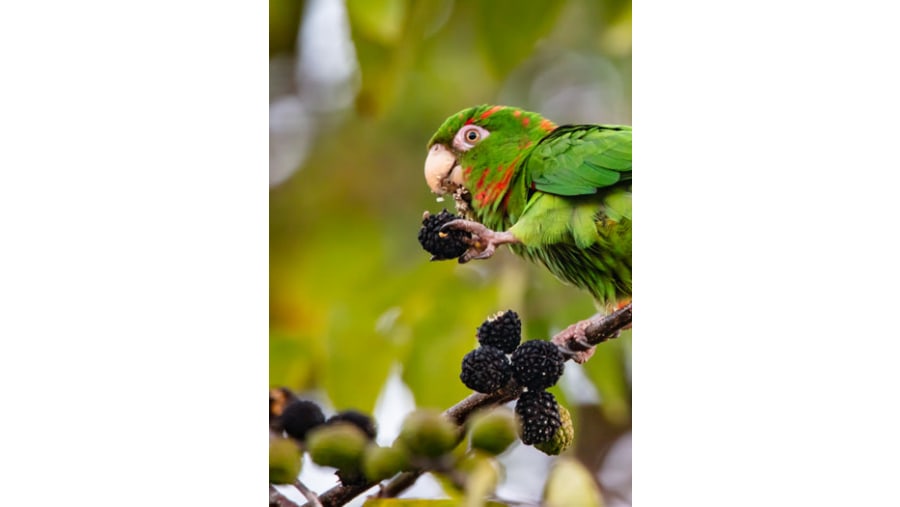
(534, 404), (574, 456)
(362, 444), (410, 482)
(468, 408), (519, 456)
(306, 423), (369, 471)
(398, 409), (459, 458)
(269, 436), (302, 484)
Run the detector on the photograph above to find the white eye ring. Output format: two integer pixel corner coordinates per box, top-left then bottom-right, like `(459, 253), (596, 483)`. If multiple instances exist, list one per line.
(453, 125), (490, 151)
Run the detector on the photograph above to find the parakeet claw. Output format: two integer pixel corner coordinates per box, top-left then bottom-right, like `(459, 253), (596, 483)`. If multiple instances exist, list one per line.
(440, 219), (519, 263)
(552, 318), (598, 364)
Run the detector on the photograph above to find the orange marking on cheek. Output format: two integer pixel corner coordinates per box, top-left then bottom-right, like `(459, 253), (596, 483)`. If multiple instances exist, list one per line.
(521, 116), (530, 127)
(513, 110), (521, 117)
(484, 161), (517, 205)
(540, 119), (557, 132)
(474, 170), (488, 192)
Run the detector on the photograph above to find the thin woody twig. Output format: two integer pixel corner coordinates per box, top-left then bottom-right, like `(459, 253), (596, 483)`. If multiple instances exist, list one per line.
(583, 303), (632, 346)
(294, 479), (323, 507)
(553, 303), (633, 363)
(270, 485), (301, 507)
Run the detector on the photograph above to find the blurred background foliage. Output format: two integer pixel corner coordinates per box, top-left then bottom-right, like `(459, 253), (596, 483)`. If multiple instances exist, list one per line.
(271, 0), (631, 503)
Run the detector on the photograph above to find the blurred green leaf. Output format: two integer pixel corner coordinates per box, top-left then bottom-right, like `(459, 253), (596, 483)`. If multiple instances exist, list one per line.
(464, 456), (500, 507)
(349, 0), (453, 116)
(322, 304), (399, 413)
(270, 0), (305, 57)
(269, 329), (322, 390)
(581, 330), (631, 426)
(543, 457), (605, 507)
(400, 264), (500, 408)
(346, 0), (408, 45)
(475, 0), (566, 78)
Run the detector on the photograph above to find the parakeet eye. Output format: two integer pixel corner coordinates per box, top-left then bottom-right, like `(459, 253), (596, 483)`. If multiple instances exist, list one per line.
(453, 125), (490, 151)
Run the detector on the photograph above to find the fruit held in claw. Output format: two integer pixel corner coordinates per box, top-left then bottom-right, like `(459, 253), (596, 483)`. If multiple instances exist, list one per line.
(418, 209), (470, 260)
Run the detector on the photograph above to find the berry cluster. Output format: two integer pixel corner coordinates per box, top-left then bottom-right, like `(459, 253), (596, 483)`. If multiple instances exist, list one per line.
(458, 311), (572, 453)
(268, 392), (465, 487)
(268, 390), (383, 486)
(459, 310), (522, 394)
(417, 209), (470, 261)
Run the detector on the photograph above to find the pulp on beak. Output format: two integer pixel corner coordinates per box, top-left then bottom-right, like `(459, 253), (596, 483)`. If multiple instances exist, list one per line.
(424, 143), (463, 194)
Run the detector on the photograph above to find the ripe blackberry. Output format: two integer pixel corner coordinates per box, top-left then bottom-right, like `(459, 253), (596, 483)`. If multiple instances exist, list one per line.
(476, 310), (521, 354)
(460, 346), (511, 393)
(515, 390), (562, 445)
(418, 209), (470, 260)
(327, 410), (377, 440)
(510, 339), (565, 390)
(280, 399), (325, 441)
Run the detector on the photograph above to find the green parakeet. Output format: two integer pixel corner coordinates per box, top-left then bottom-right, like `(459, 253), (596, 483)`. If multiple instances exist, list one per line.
(423, 105), (631, 359)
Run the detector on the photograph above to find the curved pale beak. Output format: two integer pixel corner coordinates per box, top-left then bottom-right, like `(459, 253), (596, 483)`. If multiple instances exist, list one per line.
(424, 143), (464, 195)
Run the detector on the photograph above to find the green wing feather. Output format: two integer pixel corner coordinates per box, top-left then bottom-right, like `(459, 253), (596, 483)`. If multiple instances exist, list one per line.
(525, 125), (631, 197)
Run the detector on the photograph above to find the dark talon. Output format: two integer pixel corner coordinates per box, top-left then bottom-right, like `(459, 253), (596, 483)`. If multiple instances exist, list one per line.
(572, 338), (594, 351)
(557, 346), (580, 360)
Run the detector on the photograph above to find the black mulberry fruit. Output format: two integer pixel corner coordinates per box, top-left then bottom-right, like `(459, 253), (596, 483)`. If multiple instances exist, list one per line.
(280, 399), (325, 441)
(511, 339), (565, 390)
(418, 209), (470, 260)
(476, 310), (522, 353)
(515, 390), (562, 445)
(460, 346), (511, 393)
(327, 410), (377, 440)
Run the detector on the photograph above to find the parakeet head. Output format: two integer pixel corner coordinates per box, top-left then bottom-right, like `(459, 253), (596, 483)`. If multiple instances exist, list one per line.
(424, 105), (556, 200)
